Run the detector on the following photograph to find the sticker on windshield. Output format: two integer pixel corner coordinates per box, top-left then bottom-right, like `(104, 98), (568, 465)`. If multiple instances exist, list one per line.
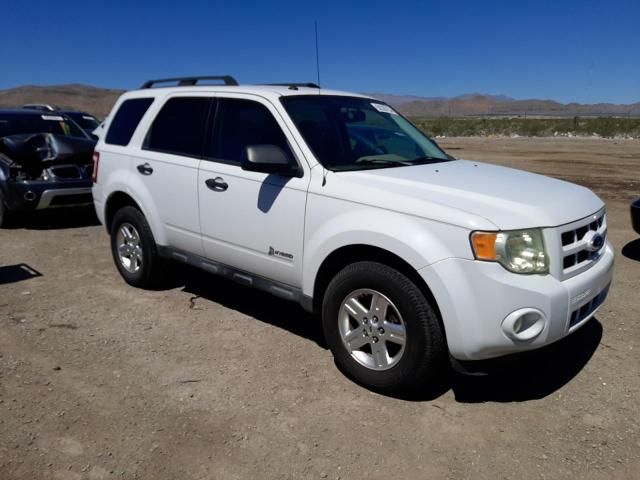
(82, 115), (96, 120)
(371, 103), (397, 115)
(41, 115), (64, 121)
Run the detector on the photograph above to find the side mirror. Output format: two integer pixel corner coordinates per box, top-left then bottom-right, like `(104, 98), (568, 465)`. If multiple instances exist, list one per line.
(241, 144), (300, 176)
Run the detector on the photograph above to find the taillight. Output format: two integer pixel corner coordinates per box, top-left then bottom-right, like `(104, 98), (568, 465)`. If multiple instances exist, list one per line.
(92, 151), (100, 183)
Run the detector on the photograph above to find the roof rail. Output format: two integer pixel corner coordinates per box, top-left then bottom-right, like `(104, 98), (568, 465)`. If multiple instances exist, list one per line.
(140, 76), (239, 89)
(263, 83), (320, 89)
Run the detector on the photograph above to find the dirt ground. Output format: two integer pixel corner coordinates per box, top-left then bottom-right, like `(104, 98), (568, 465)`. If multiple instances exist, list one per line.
(1, 137), (640, 480)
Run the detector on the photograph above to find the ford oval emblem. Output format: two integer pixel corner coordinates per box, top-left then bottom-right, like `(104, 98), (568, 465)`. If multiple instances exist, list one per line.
(584, 231), (604, 252)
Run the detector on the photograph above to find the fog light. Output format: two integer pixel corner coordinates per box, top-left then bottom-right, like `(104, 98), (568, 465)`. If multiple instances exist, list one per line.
(502, 308), (546, 341)
(24, 191), (36, 202)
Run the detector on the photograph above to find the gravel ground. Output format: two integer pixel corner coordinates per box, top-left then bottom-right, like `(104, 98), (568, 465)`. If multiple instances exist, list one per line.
(1, 137), (639, 480)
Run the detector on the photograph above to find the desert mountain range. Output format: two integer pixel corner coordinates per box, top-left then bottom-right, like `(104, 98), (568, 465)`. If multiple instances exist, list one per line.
(1, 84), (638, 119)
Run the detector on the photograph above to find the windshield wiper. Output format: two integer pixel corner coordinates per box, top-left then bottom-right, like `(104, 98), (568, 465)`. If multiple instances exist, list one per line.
(355, 158), (412, 167)
(409, 155), (449, 165)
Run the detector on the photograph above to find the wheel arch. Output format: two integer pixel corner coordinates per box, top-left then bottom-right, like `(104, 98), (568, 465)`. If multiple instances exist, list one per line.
(103, 187), (166, 245)
(311, 244), (443, 326)
(104, 191), (141, 233)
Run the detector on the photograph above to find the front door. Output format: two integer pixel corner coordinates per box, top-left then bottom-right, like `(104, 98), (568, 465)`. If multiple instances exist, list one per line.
(198, 95), (309, 286)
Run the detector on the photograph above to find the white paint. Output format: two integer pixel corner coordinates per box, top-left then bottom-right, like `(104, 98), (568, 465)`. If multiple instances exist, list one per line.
(94, 83), (614, 362)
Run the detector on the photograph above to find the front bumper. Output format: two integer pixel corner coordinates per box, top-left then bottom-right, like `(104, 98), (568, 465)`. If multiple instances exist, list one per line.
(631, 197), (640, 234)
(4, 179), (93, 212)
(419, 242), (614, 361)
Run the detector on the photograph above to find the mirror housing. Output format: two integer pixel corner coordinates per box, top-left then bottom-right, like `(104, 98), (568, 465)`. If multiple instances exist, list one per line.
(241, 144), (300, 176)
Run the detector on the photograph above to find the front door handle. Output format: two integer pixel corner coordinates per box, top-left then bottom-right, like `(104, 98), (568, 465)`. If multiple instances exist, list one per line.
(205, 177), (228, 192)
(137, 163), (153, 175)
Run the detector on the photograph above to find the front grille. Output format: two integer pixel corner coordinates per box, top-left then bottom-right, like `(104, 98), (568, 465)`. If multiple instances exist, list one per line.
(569, 284), (610, 329)
(559, 211), (607, 276)
(561, 215), (605, 246)
(49, 193), (93, 206)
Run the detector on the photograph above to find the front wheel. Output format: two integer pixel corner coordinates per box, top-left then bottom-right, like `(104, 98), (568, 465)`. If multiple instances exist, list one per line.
(322, 261), (446, 393)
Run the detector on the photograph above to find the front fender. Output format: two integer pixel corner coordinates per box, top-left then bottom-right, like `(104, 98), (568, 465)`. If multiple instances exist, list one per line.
(302, 199), (473, 297)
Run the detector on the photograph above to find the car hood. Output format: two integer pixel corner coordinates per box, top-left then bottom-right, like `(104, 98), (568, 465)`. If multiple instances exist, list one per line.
(332, 160), (604, 230)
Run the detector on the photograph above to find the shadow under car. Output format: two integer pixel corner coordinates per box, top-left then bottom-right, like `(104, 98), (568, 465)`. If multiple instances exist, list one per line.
(156, 261), (602, 402)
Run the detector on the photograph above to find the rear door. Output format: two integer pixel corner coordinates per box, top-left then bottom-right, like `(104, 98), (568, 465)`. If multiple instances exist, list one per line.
(197, 94), (309, 286)
(134, 94), (212, 255)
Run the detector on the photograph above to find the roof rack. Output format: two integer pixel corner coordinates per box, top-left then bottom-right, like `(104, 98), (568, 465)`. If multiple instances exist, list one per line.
(264, 83), (320, 89)
(140, 76), (239, 89)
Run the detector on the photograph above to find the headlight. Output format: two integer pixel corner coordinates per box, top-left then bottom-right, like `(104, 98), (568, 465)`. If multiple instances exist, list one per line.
(470, 229), (549, 274)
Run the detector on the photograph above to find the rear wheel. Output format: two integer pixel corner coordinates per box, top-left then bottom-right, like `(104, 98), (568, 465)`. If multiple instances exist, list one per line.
(110, 206), (164, 288)
(0, 191), (9, 228)
(322, 261), (446, 393)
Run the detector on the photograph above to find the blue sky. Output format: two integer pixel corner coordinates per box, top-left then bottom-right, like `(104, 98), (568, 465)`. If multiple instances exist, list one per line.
(2, 0), (639, 103)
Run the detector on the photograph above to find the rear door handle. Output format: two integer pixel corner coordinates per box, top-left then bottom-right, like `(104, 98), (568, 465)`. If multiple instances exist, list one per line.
(137, 163), (153, 175)
(205, 177), (228, 192)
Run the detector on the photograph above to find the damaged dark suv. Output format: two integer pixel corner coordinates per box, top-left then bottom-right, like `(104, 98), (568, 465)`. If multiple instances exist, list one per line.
(0, 109), (97, 227)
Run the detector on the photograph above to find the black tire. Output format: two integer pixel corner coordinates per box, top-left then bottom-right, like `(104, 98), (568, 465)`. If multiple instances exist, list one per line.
(0, 191), (9, 228)
(110, 206), (164, 288)
(322, 261), (446, 393)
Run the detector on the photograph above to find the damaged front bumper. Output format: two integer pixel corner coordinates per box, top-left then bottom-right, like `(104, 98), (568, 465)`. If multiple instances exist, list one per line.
(0, 133), (96, 213)
(5, 179), (93, 211)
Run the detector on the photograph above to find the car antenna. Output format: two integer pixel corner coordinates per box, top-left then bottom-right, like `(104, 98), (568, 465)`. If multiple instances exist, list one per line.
(315, 21), (329, 186)
(315, 21), (321, 93)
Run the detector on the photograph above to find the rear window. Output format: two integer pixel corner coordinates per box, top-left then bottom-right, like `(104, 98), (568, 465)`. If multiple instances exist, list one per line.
(105, 98), (154, 146)
(143, 97), (210, 157)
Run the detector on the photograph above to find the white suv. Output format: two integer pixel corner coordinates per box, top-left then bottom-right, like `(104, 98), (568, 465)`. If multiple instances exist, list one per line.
(92, 76), (614, 392)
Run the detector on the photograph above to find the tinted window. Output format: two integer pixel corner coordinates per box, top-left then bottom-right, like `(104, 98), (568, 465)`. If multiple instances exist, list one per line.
(210, 99), (292, 164)
(143, 97), (210, 157)
(106, 98), (154, 146)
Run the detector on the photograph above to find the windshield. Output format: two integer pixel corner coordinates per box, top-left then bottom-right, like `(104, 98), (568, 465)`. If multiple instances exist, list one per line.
(64, 112), (100, 130)
(281, 95), (451, 171)
(0, 113), (87, 139)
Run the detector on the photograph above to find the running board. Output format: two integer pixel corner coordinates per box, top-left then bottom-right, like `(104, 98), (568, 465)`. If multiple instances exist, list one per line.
(157, 246), (313, 311)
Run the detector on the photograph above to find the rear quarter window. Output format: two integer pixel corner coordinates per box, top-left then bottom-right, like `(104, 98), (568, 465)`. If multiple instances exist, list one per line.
(105, 98), (154, 146)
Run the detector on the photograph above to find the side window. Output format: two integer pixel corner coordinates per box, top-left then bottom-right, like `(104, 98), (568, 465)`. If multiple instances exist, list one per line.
(210, 98), (293, 164)
(143, 97), (211, 157)
(105, 98), (154, 146)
